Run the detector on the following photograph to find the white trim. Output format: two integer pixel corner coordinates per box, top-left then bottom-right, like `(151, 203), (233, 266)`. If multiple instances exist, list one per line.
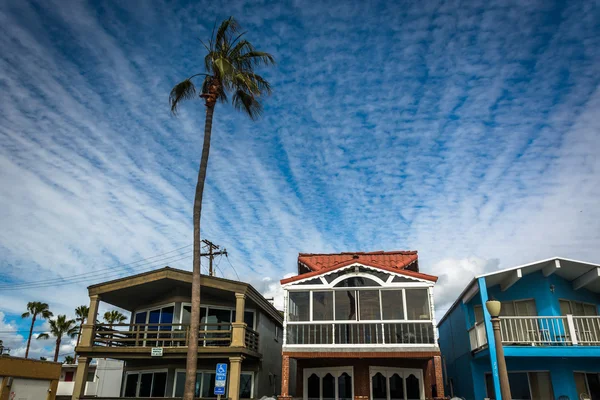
(285, 343), (439, 348)
(573, 267), (600, 291)
(369, 367), (425, 400)
(303, 366), (354, 400)
(542, 259), (561, 277)
(329, 272), (387, 287)
(282, 262), (435, 288)
(287, 282), (431, 291)
(500, 268), (522, 291)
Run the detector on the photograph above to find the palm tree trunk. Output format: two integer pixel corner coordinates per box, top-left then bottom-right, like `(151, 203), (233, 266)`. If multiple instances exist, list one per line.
(54, 338), (61, 362)
(76, 323), (83, 362)
(25, 315), (36, 358)
(183, 102), (215, 400)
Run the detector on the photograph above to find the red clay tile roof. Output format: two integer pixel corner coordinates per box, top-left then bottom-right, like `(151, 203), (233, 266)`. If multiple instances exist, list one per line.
(280, 250), (438, 285)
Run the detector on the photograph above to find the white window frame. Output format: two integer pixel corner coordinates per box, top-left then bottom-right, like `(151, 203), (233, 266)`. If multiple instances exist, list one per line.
(122, 368), (168, 397)
(559, 299), (598, 316)
(484, 370), (552, 400)
(303, 366), (354, 400)
(369, 367), (425, 400)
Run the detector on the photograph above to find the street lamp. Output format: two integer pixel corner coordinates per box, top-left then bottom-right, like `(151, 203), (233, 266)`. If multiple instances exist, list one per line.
(486, 300), (512, 400)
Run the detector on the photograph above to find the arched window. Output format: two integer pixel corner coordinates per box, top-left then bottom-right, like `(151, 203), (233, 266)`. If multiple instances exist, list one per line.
(334, 276), (381, 287)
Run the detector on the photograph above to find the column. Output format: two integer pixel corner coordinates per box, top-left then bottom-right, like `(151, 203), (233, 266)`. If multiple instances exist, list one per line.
(433, 356), (445, 398)
(0, 376), (10, 400)
(71, 357), (91, 400)
(479, 277), (502, 400)
(232, 293), (247, 347)
(424, 359), (433, 399)
(79, 295), (100, 348)
(228, 356), (244, 400)
(47, 379), (59, 400)
(278, 354), (292, 400)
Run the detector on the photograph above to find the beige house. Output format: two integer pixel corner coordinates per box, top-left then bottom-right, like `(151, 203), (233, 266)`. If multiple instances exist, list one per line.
(72, 267), (283, 399)
(0, 356), (62, 400)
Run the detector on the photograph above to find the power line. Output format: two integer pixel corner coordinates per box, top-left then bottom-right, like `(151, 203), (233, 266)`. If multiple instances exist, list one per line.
(0, 244), (192, 290)
(224, 254), (241, 281)
(0, 253), (193, 291)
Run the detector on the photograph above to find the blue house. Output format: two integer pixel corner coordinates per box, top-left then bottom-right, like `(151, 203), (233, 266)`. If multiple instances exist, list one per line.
(438, 257), (600, 400)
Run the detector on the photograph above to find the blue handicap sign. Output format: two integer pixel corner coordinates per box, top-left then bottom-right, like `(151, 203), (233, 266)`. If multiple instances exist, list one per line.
(214, 363), (228, 396)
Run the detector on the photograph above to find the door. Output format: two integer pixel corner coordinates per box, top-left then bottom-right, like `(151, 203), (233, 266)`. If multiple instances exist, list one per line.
(10, 378), (51, 400)
(370, 368), (424, 400)
(304, 367), (353, 400)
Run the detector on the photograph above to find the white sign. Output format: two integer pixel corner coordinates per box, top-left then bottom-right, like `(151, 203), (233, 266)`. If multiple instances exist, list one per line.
(151, 347), (163, 356)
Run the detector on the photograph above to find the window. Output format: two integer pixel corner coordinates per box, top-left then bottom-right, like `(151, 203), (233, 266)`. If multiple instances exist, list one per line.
(240, 373), (253, 398)
(381, 291), (404, 320)
(485, 372), (554, 400)
(313, 291), (334, 321)
(474, 305), (484, 324)
(405, 289), (430, 320)
(289, 292), (310, 321)
(359, 290), (381, 320)
(335, 277), (381, 287)
(86, 371), (95, 382)
(335, 290), (357, 320)
(495, 299), (537, 317)
(559, 299), (598, 316)
(574, 372), (600, 400)
(124, 371), (167, 397)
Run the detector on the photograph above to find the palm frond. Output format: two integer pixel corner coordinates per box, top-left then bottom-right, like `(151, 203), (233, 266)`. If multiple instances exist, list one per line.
(236, 51), (275, 68)
(37, 333), (49, 340)
(21, 312), (30, 318)
(215, 17), (240, 50)
(232, 90), (263, 120)
(169, 79), (197, 114)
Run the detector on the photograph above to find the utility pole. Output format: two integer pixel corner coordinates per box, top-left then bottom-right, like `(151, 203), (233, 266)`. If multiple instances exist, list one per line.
(200, 239), (227, 276)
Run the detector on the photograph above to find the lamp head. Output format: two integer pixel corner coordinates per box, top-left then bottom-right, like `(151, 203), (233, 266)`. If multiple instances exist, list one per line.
(486, 299), (501, 317)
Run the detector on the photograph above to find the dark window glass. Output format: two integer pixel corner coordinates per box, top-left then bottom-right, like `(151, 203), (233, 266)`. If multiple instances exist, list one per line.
(313, 291), (334, 321)
(392, 276), (413, 283)
(289, 292), (310, 321)
(406, 373), (421, 399)
(138, 373), (153, 397)
(381, 291), (405, 320)
(485, 374), (495, 399)
(508, 373), (531, 399)
(124, 374), (138, 397)
(359, 290), (381, 320)
(134, 312), (147, 324)
(174, 372), (185, 397)
(335, 290), (357, 321)
(372, 372), (387, 400)
(405, 289), (430, 320)
(244, 311), (254, 328)
(307, 374), (320, 400)
(389, 373), (404, 400)
(357, 267), (389, 282)
(323, 373), (335, 400)
(335, 277), (380, 287)
(86, 372), (94, 382)
(240, 373), (252, 398)
(338, 372), (352, 400)
(201, 372), (217, 397)
(151, 372), (167, 397)
(586, 373), (600, 400)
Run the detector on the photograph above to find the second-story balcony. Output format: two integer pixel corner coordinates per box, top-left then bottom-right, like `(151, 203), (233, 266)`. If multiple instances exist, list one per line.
(469, 315), (600, 351)
(93, 322), (260, 352)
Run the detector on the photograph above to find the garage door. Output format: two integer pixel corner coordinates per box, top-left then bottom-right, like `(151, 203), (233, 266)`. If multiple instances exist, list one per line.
(9, 378), (50, 400)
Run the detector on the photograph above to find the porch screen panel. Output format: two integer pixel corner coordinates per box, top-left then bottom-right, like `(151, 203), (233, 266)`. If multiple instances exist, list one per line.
(322, 373), (335, 400)
(405, 289), (430, 320)
(338, 372), (352, 400)
(381, 290), (404, 320)
(313, 291), (334, 321)
(372, 372), (387, 400)
(335, 290), (357, 320)
(359, 290), (381, 320)
(289, 292), (310, 321)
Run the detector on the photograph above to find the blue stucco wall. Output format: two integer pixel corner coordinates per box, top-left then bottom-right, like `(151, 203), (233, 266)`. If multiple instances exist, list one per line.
(438, 300), (476, 399)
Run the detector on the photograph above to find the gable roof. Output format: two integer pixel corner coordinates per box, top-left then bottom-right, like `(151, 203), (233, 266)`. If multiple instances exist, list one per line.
(282, 250), (437, 285)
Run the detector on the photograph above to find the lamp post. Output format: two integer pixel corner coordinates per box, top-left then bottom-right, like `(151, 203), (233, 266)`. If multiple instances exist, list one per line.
(486, 300), (512, 400)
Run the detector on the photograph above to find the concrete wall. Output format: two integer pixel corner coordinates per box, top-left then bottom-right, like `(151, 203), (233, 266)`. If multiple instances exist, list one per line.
(0, 357), (61, 400)
(95, 359), (123, 397)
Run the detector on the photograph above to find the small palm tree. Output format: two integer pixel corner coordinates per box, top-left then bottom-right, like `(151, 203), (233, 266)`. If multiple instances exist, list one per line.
(37, 315), (78, 362)
(39, 356), (47, 361)
(21, 301), (53, 358)
(170, 17), (274, 400)
(74, 306), (89, 346)
(63, 355), (75, 364)
(103, 310), (127, 328)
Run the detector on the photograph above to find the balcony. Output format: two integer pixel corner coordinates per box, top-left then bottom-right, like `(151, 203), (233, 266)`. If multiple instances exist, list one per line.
(92, 322), (260, 352)
(286, 321), (435, 346)
(469, 315), (600, 351)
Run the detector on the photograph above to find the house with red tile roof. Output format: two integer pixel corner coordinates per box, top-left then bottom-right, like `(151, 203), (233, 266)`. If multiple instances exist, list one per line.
(278, 251), (444, 400)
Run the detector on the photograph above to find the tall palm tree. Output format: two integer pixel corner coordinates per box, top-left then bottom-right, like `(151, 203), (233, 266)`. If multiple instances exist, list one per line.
(21, 301), (53, 358)
(103, 310), (127, 328)
(63, 355), (75, 364)
(74, 305), (89, 362)
(37, 315), (78, 362)
(169, 17), (274, 399)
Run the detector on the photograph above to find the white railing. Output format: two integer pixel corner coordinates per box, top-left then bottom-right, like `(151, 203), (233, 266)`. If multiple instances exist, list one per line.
(468, 321), (487, 350)
(573, 316), (600, 345)
(286, 321), (435, 345)
(500, 316), (571, 345)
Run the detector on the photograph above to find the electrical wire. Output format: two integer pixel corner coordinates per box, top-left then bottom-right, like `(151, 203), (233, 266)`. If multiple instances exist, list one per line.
(224, 254), (241, 280)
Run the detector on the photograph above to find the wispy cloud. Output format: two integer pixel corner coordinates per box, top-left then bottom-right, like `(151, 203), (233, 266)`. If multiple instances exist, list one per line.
(1, 0), (599, 356)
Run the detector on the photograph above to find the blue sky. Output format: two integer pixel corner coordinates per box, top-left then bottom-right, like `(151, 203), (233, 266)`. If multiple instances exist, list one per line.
(1, 0), (599, 359)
